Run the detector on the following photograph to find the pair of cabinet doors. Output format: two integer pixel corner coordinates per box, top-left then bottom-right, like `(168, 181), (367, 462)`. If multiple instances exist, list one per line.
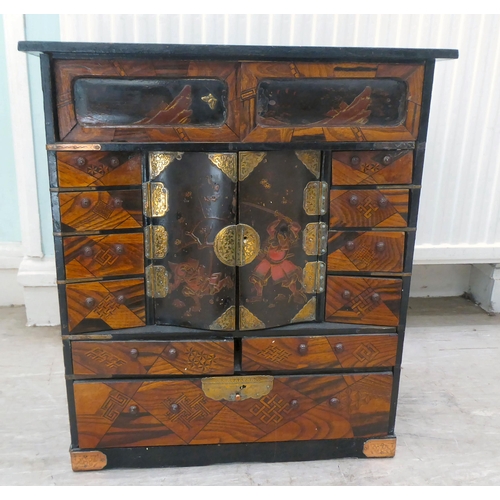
(147, 150), (325, 331)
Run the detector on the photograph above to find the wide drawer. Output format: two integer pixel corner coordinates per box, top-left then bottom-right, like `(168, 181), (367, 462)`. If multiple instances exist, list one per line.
(73, 373), (393, 448)
(329, 189), (409, 228)
(331, 150), (413, 186)
(54, 59), (239, 142)
(59, 189), (143, 233)
(72, 340), (234, 376)
(241, 334), (398, 371)
(65, 278), (146, 334)
(63, 233), (144, 279)
(325, 276), (402, 326)
(57, 152), (142, 188)
(327, 231), (405, 273)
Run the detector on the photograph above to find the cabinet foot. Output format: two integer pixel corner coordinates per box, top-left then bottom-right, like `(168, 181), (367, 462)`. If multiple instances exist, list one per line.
(70, 450), (107, 472)
(363, 437), (397, 458)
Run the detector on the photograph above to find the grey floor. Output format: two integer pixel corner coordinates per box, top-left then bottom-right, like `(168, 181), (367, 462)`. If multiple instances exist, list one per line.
(1, 297), (499, 486)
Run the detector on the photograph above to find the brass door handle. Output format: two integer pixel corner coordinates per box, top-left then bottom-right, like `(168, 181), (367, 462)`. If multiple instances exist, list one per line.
(214, 224), (260, 267)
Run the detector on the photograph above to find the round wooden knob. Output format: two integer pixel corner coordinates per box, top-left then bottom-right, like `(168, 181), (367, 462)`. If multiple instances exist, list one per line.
(382, 155), (391, 165)
(109, 156), (120, 168)
(378, 196), (388, 208)
(80, 197), (91, 208)
(82, 246), (93, 257)
(351, 156), (360, 166)
(289, 399), (299, 409)
(342, 290), (351, 300)
(345, 240), (355, 251)
(85, 297), (95, 308)
(112, 197), (123, 208)
(234, 393), (242, 401)
(349, 194), (359, 206)
(329, 397), (340, 407)
(297, 343), (308, 355)
(113, 244), (125, 255)
(129, 405), (138, 414)
(167, 347), (178, 360)
(170, 403), (180, 414)
(76, 156), (86, 167)
(130, 348), (138, 359)
(376, 241), (386, 252)
(117, 295), (125, 304)
(334, 343), (344, 353)
(371, 293), (381, 303)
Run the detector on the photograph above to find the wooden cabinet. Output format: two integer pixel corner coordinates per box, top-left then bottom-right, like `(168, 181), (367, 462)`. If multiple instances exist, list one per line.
(19, 41), (458, 471)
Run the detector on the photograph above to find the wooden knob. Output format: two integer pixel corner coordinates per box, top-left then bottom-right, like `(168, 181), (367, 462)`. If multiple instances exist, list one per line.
(345, 240), (355, 251)
(378, 196), (388, 208)
(167, 347), (178, 360)
(234, 393), (242, 401)
(297, 343), (308, 355)
(76, 156), (86, 167)
(170, 403), (180, 414)
(371, 293), (381, 303)
(113, 244), (125, 255)
(334, 343), (344, 353)
(129, 405), (138, 414)
(112, 197), (123, 208)
(129, 348), (138, 359)
(109, 156), (120, 168)
(349, 194), (359, 206)
(117, 295), (125, 304)
(351, 156), (360, 166)
(82, 246), (93, 257)
(342, 290), (351, 300)
(289, 399), (299, 409)
(329, 397), (340, 407)
(382, 155), (391, 165)
(376, 241), (386, 252)
(84, 297), (95, 308)
(80, 197), (91, 208)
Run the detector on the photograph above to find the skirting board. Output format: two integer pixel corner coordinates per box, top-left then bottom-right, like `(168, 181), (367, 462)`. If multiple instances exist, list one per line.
(0, 242), (24, 307)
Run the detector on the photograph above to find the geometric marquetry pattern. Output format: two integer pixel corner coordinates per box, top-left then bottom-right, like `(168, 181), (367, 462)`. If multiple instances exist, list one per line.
(65, 279), (145, 334)
(241, 334), (398, 372)
(72, 340), (234, 376)
(329, 189), (409, 228)
(325, 276), (402, 327)
(73, 374), (393, 448)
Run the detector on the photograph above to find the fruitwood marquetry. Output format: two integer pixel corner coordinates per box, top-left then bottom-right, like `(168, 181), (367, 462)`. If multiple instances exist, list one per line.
(59, 190), (143, 233)
(72, 340), (234, 376)
(325, 276), (402, 326)
(327, 231), (405, 273)
(63, 233), (144, 279)
(65, 279), (146, 334)
(241, 334), (398, 371)
(57, 152), (142, 188)
(331, 151), (413, 186)
(73, 373), (393, 448)
(329, 189), (409, 228)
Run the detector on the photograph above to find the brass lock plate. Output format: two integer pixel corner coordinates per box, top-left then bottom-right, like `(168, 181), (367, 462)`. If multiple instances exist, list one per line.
(202, 375), (273, 401)
(213, 224), (260, 267)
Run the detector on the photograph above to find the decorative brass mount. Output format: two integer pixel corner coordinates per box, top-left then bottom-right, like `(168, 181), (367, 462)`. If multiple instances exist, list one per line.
(202, 375), (273, 401)
(143, 182), (168, 218)
(213, 224), (261, 267)
(303, 181), (328, 216)
(145, 265), (169, 298)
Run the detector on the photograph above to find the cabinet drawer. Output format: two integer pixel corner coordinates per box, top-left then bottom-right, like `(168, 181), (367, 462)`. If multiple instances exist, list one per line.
(65, 278), (146, 334)
(54, 59), (239, 142)
(240, 62), (424, 142)
(325, 276), (402, 326)
(329, 189), (409, 228)
(59, 189), (143, 233)
(332, 151), (413, 186)
(74, 373), (392, 448)
(63, 233), (144, 279)
(72, 340), (234, 376)
(241, 334), (398, 371)
(57, 152), (142, 188)
(327, 231), (405, 273)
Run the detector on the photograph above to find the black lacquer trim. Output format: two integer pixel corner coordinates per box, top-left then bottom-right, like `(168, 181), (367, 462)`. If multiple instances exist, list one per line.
(39, 54), (58, 144)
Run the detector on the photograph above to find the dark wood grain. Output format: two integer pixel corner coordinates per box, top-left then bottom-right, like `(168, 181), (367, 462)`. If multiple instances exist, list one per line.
(63, 233), (144, 279)
(327, 231), (405, 272)
(57, 152), (142, 188)
(66, 279), (146, 334)
(329, 189), (409, 228)
(241, 334), (398, 371)
(59, 189), (143, 233)
(325, 276), (402, 326)
(331, 151), (413, 185)
(72, 340), (234, 376)
(73, 373), (392, 448)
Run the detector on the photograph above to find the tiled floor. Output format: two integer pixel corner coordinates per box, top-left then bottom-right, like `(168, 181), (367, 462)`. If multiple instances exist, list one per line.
(1, 297), (499, 485)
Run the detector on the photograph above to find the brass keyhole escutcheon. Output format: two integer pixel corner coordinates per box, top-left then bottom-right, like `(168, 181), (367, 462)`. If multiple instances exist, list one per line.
(213, 224), (260, 267)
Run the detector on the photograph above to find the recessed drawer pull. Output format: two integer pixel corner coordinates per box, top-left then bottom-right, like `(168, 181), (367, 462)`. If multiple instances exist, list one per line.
(382, 155), (392, 165)
(289, 399), (299, 409)
(113, 243), (125, 255)
(84, 297), (95, 308)
(329, 397), (340, 407)
(112, 197), (123, 208)
(345, 240), (355, 251)
(170, 403), (180, 414)
(109, 156), (120, 168)
(371, 293), (381, 303)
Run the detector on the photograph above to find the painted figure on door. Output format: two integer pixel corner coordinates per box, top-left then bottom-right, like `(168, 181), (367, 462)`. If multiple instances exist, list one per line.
(248, 214), (307, 305)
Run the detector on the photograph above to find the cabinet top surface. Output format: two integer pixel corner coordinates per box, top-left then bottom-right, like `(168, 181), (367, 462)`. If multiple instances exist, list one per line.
(18, 41), (458, 61)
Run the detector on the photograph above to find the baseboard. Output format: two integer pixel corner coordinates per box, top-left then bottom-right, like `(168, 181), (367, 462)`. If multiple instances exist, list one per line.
(469, 264), (500, 314)
(0, 242), (25, 306)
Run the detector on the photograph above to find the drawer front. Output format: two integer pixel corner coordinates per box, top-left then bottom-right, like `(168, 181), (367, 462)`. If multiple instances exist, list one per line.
(59, 189), (143, 232)
(57, 152), (142, 188)
(240, 62), (424, 142)
(327, 231), (405, 273)
(332, 151), (413, 186)
(241, 334), (398, 371)
(325, 276), (402, 326)
(329, 189), (409, 228)
(55, 59), (238, 142)
(66, 279), (146, 334)
(72, 340), (234, 376)
(63, 233), (144, 279)
(74, 373), (392, 448)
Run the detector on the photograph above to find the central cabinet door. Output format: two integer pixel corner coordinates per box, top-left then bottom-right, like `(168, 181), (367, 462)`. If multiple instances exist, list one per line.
(151, 151), (323, 331)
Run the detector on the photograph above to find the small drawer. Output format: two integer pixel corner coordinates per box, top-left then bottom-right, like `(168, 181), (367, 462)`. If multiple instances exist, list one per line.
(72, 340), (234, 376)
(327, 231), (405, 273)
(329, 189), (409, 228)
(241, 334), (398, 372)
(325, 276), (402, 326)
(63, 233), (144, 279)
(332, 151), (413, 186)
(59, 189), (143, 233)
(74, 373), (393, 448)
(57, 152), (142, 188)
(65, 278), (145, 334)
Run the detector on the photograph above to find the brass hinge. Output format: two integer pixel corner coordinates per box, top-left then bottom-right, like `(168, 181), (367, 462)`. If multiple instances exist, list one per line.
(302, 261), (326, 294)
(303, 181), (328, 216)
(144, 225), (168, 259)
(143, 182), (168, 218)
(145, 265), (169, 298)
(213, 224), (261, 267)
(303, 222), (328, 256)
